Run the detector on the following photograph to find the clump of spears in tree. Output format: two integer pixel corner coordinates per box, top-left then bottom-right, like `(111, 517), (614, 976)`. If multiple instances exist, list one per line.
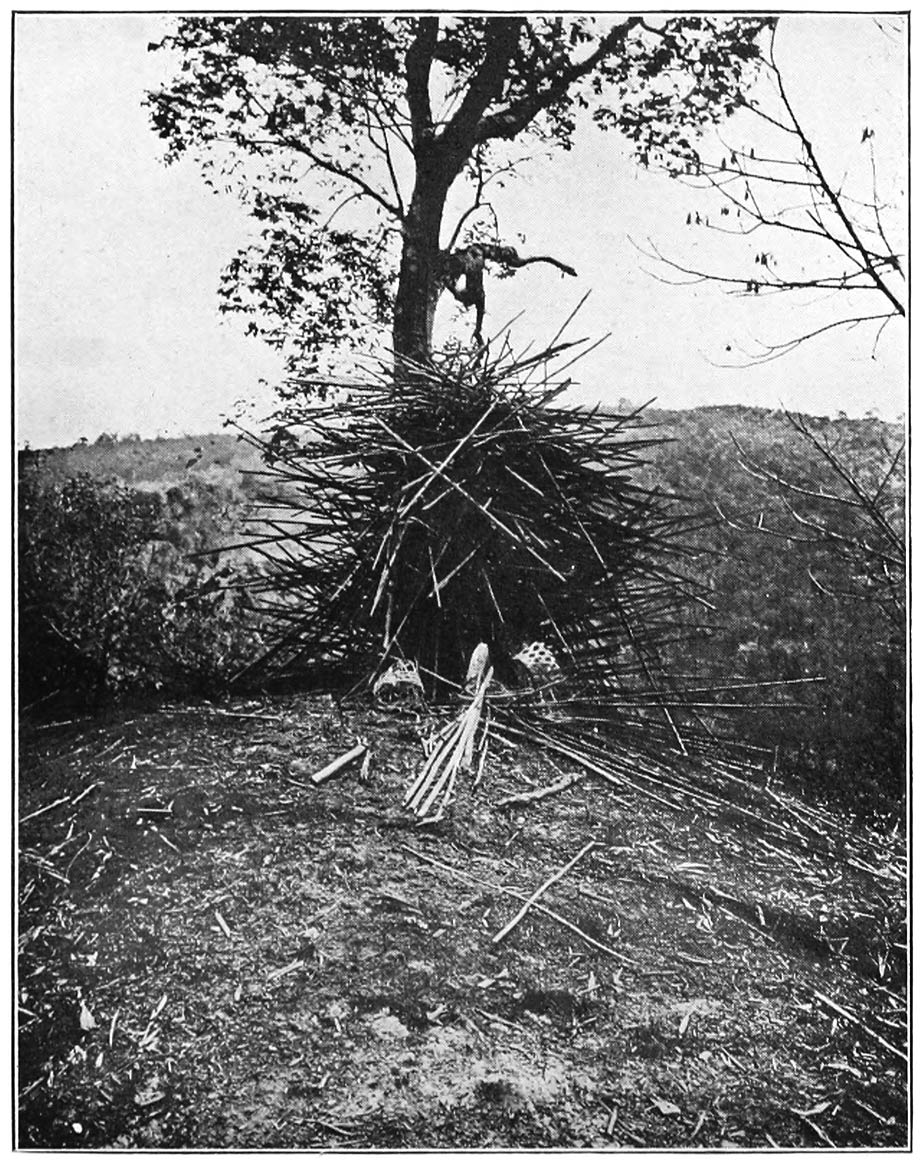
(146, 15), (831, 809)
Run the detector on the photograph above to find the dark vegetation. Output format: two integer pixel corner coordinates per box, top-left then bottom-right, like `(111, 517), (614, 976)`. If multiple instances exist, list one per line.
(18, 440), (264, 708)
(631, 405), (904, 818)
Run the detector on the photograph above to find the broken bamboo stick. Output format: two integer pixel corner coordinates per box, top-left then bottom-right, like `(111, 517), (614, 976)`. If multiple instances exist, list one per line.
(310, 743), (367, 786)
(492, 840), (597, 944)
(812, 989), (907, 1063)
(496, 773), (577, 807)
(402, 844), (639, 966)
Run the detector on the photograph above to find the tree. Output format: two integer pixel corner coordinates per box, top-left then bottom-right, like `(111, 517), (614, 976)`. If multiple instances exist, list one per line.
(639, 21), (906, 364)
(146, 16), (767, 375)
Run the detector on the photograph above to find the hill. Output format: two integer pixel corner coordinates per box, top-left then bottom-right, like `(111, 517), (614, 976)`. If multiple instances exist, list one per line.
(22, 405), (903, 496)
(19, 431), (264, 496)
(17, 406), (906, 1147)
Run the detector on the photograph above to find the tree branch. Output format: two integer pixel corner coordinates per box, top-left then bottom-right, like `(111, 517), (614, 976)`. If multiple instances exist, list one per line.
(437, 18), (523, 162)
(474, 17), (644, 145)
(405, 17), (439, 147)
(768, 46), (904, 319)
(244, 84), (402, 220)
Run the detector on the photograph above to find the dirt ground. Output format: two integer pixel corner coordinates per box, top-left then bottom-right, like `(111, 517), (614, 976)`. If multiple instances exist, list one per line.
(17, 695), (907, 1149)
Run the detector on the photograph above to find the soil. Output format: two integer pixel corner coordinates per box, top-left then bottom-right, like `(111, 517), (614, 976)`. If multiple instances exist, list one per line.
(17, 695), (907, 1149)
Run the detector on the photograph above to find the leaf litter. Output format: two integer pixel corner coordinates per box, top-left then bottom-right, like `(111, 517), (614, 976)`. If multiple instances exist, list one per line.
(17, 695), (906, 1148)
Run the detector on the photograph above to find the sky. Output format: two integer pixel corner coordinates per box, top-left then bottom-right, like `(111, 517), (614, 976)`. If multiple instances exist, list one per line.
(13, 12), (907, 449)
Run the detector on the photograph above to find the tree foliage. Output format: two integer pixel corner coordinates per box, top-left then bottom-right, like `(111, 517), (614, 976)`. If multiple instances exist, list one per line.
(147, 15), (768, 372)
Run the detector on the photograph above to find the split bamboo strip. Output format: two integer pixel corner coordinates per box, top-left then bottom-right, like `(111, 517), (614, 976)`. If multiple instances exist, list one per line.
(406, 670), (493, 817)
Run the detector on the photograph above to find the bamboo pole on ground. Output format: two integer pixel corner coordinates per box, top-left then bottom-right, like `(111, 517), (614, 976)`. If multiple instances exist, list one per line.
(492, 841), (597, 944)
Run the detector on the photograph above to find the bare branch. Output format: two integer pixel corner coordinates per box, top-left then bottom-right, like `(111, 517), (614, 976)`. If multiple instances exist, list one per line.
(648, 28), (904, 365)
(767, 43), (904, 319)
(715, 314), (900, 368)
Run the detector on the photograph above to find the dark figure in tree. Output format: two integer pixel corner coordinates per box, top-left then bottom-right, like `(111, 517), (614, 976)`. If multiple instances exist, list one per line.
(147, 16), (768, 373)
(440, 244), (578, 346)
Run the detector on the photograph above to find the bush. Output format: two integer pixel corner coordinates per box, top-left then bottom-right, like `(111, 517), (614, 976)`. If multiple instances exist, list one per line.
(652, 409), (905, 817)
(18, 468), (265, 706)
(156, 573), (265, 696)
(19, 472), (166, 703)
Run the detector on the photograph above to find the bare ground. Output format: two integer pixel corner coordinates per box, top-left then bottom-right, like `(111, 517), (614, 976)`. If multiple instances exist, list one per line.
(17, 695), (907, 1149)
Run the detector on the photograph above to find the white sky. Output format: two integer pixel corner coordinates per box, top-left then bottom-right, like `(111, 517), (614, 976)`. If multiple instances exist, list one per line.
(13, 12), (907, 448)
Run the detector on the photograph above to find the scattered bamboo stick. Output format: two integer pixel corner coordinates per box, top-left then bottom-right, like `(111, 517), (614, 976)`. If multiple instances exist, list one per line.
(496, 773), (577, 807)
(812, 989), (907, 1063)
(798, 1115), (836, 1148)
(851, 1096), (895, 1126)
(149, 825), (181, 854)
(402, 844), (639, 966)
(309, 742), (368, 786)
(498, 721), (687, 814)
(492, 841), (597, 944)
(268, 958), (304, 981)
(166, 707), (288, 722)
(19, 796), (70, 825)
(70, 782), (99, 807)
(108, 1008), (120, 1047)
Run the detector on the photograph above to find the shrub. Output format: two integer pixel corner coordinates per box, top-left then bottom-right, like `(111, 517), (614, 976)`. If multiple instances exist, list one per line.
(18, 468), (264, 706)
(18, 472), (167, 703)
(156, 572), (265, 696)
(655, 410), (905, 818)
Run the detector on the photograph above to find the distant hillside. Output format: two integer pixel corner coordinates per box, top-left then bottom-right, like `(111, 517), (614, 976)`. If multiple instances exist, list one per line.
(20, 405), (903, 498)
(18, 431), (264, 498)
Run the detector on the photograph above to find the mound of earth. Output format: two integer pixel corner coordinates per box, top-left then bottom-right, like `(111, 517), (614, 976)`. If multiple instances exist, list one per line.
(17, 696), (906, 1148)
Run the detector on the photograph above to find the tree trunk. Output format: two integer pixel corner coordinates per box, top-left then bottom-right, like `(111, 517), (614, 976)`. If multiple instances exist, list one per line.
(392, 169), (450, 366)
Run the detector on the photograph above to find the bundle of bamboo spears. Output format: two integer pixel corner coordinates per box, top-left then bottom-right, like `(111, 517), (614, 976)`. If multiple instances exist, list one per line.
(404, 668), (492, 820)
(233, 339), (694, 723)
(225, 339), (823, 809)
